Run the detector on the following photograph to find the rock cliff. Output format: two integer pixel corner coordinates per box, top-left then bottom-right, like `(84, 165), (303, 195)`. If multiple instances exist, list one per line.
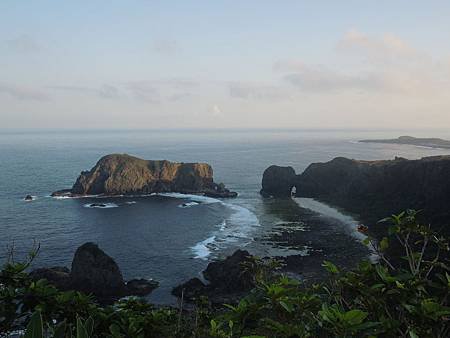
(52, 154), (237, 198)
(261, 156), (450, 230)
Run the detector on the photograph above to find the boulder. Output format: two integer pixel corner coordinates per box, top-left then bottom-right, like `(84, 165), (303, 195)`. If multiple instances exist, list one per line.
(52, 154), (237, 198)
(172, 277), (207, 300)
(172, 250), (255, 303)
(70, 242), (126, 297)
(260, 165), (297, 197)
(29, 267), (71, 290)
(126, 278), (159, 296)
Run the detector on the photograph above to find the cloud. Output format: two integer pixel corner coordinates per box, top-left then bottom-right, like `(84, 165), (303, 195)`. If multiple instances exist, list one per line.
(273, 59), (305, 73)
(152, 39), (180, 54)
(207, 104), (223, 117)
(0, 83), (48, 101)
(126, 82), (160, 103)
(283, 65), (382, 92)
(229, 82), (291, 100)
(5, 35), (41, 53)
(336, 29), (424, 64)
(49, 84), (120, 99)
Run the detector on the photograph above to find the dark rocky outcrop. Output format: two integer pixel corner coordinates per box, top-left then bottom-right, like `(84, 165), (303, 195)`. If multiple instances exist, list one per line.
(70, 242), (126, 297)
(52, 154), (237, 198)
(260, 165), (296, 197)
(360, 136), (450, 149)
(262, 155), (450, 234)
(172, 250), (255, 303)
(24, 195), (33, 201)
(30, 242), (158, 301)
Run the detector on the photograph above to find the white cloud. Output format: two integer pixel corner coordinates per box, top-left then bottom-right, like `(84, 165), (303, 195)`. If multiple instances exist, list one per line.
(49, 84), (120, 99)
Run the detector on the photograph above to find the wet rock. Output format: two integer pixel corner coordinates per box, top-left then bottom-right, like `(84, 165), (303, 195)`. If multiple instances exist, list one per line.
(24, 195), (33, 201)
(126, 278), (159, 296)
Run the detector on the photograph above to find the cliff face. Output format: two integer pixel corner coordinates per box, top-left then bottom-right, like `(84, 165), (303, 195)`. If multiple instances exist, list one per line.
(54, 154), (236, 197)
(262, 156), (450, 228)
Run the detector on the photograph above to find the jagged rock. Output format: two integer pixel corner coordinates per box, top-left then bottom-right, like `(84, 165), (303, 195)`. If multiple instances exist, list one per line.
(126, 279), (159, 296)
(70, 242), (126, 297)
(29, 267), (71, 290)
(172, 277), (207, 300)
(203, 250), (254, 293)
(260, 165), (297, 197)
(52, 154), (237, 198)
(172, 250), (255, 303)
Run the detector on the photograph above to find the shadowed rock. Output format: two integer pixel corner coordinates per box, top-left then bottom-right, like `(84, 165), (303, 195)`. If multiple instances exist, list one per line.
(172, 250), (254, 303)
(30, 242), (158, 301)
(70, 242), (126, 297)
(260, 165), (296, 197)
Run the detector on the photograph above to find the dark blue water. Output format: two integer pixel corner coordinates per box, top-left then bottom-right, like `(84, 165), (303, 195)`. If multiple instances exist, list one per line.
(1, 129), (450, 303)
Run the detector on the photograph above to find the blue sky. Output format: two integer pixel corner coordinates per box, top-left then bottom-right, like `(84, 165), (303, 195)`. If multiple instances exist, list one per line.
(1, 1), (450, 128)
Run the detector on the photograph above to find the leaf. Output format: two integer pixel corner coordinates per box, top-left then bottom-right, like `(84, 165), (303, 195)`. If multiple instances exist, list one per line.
(380, 237), (389, 251)
(85, 317), (94, 336)
(344, 309), (368, 325)
(24, 311), (44, 338)
(279, 300), (294, 313)
(53, 320), (67, 338)
(322, 261), (339, 274)
(76, 317), (89, 338)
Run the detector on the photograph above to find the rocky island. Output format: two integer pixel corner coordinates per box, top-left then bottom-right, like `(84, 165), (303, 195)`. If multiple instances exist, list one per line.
(359, 135), (450, 149)
(52, 153), (237, 198)
(261, 155), (450, 233)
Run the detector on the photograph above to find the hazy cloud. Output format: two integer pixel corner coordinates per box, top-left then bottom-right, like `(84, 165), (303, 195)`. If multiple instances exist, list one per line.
(152, 39), (180, 54)
(283, 65), (382, 92)
(0, 83), (48, 101)
(49, 84), (120, 99)
(126, 82), (161, 103)
(336, 29), (425, 64)
(5, 35), (41, 53)
(229, 82), (291, 100)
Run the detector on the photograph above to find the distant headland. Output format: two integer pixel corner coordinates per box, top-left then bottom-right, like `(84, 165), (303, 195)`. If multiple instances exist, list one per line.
(52, 153), (237, 198)
(359, 135), (450, 149)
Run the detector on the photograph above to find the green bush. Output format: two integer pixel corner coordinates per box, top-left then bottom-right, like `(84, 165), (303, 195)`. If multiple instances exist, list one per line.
(1, 210), (449, 337)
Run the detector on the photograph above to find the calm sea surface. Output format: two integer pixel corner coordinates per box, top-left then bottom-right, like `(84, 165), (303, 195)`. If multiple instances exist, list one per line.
(1, 129), (450, 303)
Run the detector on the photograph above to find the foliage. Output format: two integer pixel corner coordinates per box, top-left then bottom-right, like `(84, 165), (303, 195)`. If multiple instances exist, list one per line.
(1, 210), (449, 337)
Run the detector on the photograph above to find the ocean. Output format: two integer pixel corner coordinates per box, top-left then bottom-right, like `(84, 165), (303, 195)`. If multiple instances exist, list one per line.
(1, 129), (450, 303)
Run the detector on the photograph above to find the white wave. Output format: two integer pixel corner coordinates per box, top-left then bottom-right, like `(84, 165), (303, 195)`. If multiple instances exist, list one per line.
(294, 197), (378, 261)
(125, 201), (137, 205)
(83, 203), (118, 209)
(191, 235), (216, 260)
(178, 201), (200, 208)
(158, 192), (220, 204)
(23, 195), (37, 201)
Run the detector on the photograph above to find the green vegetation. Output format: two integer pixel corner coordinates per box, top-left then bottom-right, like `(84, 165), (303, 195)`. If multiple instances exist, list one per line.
(1, 210), (449, 337)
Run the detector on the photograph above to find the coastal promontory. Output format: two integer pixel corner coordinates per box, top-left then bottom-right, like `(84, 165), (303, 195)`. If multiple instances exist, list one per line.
(359, 135), (450, 149)
(261, 155), (450, 230)
(52, 154), (237, 198)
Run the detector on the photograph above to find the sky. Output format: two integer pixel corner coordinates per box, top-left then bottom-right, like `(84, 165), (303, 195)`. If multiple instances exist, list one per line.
(1, 0), (450, 129)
